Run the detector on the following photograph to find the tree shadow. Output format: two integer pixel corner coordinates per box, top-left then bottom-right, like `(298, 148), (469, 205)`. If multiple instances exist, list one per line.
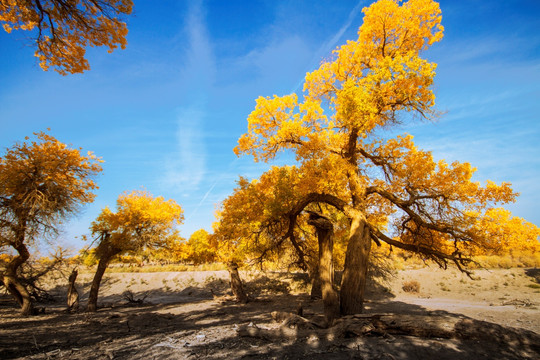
(1, 286), (538, 359)
(2, 269), (539, 359)
(525, 268), (540, 284)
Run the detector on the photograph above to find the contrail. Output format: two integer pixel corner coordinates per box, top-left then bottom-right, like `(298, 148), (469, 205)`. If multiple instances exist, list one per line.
(184, 157), (240, 222)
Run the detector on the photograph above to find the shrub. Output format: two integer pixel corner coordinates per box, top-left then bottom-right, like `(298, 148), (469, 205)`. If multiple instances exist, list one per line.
(402, 280), (421, 293)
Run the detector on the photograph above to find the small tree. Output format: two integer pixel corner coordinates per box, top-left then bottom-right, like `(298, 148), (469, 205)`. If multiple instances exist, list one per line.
(182, 229), (217, 265)
(0, 0), (133, 74)
(212, 166), (342, 304)
(0, 132), (102, 315)
(87, 190), (183, 311)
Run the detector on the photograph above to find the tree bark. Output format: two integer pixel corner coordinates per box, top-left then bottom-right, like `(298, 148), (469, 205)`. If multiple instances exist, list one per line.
(67, 268), (79, 312)
(3, 241), (34, 315)
(227, 261), (248, 303)
(87, 255), (112, 312)
(308, 212), (339, 325)
(339, 214), (372, 315)
(309, 263), (322, 299)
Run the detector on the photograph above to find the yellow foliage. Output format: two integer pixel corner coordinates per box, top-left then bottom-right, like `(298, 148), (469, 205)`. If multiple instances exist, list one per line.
(1, 131), (102, 247)
(472, 208), (540, 256)
(90, 190), (184, 256)
(180, 229), (218, 265)
(236, 0), (444, 162)
(234, 0), (526, 273)
(0, 0), (132, 74)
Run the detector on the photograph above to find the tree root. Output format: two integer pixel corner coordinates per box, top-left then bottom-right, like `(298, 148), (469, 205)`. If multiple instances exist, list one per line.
(237, 312), (540, 354)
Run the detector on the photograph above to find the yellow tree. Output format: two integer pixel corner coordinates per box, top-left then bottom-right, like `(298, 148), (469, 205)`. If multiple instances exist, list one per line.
(0, 131), (102, 315)
(235, 0), (517, 315)
(87, 190), (183, 311)
(142, 231), (185, 265)
(213, 165), (349, 311)
(213, 167), (301, 303)
(472, 208), (540, 257)
(0, 0), (132, 74)
(182, 229), (217, 265)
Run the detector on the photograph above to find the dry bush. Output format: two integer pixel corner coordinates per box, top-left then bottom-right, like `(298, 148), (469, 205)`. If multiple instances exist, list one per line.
(402, 280), (421, 293)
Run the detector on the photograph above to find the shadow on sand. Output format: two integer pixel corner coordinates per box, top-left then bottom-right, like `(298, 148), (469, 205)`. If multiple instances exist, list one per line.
(0, 271), (539, 359)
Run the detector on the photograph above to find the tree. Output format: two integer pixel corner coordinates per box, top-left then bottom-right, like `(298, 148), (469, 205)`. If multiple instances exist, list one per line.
(212, 165), (349, 305)
(472, 208), (540, 257)
(0, 131), (102, 315)
(235, 0), (517, 315)
(182, 229), (217, 265)
(87, 190), (183, 311)
(0, 0), (133, 75)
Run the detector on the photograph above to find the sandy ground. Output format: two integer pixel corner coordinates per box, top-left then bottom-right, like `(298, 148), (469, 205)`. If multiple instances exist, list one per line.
(0, 266), (539, 359)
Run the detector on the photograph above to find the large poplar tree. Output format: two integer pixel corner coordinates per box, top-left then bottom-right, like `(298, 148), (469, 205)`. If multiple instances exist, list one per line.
(235, 0), (517, 315)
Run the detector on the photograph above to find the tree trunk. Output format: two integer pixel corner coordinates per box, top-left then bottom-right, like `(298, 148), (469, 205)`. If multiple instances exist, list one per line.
(227, 261), (248, 303)
(339, 214), (371, 315)
(87, 255), (112, 312)
(67, 268), (79, 312)
(3, 241), (34, 315)
(308, 212), (339, 325)
(309, 263), (322, 299)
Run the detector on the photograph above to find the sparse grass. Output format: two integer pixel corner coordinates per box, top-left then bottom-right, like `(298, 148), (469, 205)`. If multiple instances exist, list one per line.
(438, 281), (450, 292)
(402, 280), (421, 293)
(526, 283), (540, 289)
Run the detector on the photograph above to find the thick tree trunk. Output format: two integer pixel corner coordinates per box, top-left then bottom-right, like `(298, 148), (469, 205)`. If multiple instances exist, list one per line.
(87, 255), (112, 312)
(3, 241), (34, 315)
(309, 263), (322, 299)
(227, 261), (248, 303)
(308, 212), (339, 325)
(339, 214), (372, 315)
(3, 275), (34, 315)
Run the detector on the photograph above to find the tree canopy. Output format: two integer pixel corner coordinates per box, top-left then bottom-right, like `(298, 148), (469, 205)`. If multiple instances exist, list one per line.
(0, 131), (102, 314)
(0, 0), (133, 74)
(234, 0), (518, 315)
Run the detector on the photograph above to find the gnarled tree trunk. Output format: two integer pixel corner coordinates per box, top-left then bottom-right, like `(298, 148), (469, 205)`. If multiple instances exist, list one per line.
(227, 261), (248, 303)
(308, 212), (339, 325)
(67, 268), (79, 312)
(339, 214), (372, 315)
(87, 254), (114, 312)
(3, 241), (34, 315)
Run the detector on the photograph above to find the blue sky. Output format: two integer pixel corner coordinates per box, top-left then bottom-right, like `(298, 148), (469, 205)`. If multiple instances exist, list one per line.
(1, 0), (539, 251)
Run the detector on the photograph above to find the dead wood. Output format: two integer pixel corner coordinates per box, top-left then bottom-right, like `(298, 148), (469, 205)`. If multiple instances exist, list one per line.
(122, 290), (148, 305)
(238, 312), (540, 354)
(271, 311), (321, 330)
(66, 268), (79, 312)
(236, 323), (299, 341)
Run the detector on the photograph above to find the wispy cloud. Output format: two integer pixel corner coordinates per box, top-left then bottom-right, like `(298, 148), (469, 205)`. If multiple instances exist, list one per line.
(162, 0), (215, 194)
(164, 108), (206, 191)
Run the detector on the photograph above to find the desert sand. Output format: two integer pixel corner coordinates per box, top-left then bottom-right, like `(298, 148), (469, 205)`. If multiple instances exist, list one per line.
(1, 266), (539, 359)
